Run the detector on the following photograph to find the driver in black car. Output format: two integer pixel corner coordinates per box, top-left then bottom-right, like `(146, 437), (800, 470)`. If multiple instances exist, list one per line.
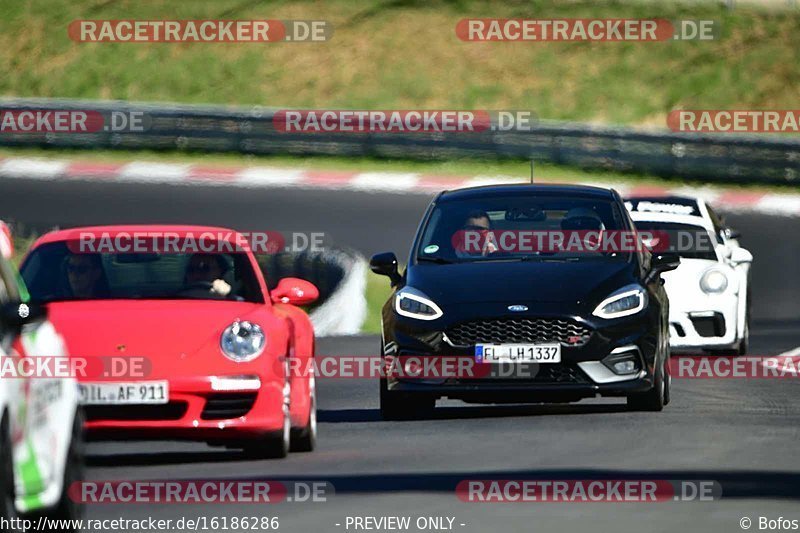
(457, 209), (498, 257)
(184, 253), (232, 296)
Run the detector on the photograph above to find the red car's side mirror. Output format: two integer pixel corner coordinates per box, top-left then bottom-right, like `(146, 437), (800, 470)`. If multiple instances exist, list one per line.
(271, 278), (319, 306)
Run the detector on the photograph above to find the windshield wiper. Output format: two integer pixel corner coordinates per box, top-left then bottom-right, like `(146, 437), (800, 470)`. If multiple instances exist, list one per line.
(417, 256), (454, 264)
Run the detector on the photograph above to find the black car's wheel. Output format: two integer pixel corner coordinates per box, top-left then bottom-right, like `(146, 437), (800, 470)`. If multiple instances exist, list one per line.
(290, 375), (316, 452)
(47, 410), (85, 530)
(380, 377), (435, 420)
(627, 360), (666, 412)
(1, 413), (18, 532)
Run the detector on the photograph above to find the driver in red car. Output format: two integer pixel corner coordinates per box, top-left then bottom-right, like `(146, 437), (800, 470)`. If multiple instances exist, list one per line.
(66, 253), (110, 298)
(184, 253), (232, 296)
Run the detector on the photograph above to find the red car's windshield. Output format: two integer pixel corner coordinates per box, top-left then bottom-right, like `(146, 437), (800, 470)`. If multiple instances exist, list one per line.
(20, 242), (264, 303)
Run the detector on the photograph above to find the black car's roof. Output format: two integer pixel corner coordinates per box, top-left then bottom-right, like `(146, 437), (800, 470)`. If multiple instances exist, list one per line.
(439, 183), (617, 202)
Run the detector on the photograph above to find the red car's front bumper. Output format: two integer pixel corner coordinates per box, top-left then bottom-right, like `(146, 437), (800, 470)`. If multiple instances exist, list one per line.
(84, 375), (286, 441)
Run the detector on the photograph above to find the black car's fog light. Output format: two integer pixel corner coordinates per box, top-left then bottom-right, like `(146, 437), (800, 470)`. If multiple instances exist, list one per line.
(602, 347), (642, 375)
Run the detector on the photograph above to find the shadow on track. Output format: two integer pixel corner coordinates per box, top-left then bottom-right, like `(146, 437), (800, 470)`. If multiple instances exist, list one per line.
(86, 449), (253, 468)
(231, 469), (800, 501)
(318, 402), (628, 423)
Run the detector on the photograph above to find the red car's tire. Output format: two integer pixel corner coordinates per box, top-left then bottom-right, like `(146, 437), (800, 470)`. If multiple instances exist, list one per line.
(290, 375), (316, 452)
(243, 409), (290, 459)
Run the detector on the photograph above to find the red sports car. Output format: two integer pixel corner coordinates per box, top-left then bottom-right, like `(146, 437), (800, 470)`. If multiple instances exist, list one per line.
(19, 225), (318, 458)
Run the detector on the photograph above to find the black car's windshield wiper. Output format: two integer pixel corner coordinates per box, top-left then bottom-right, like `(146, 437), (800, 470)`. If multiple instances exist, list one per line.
(416, 256), (454, 264)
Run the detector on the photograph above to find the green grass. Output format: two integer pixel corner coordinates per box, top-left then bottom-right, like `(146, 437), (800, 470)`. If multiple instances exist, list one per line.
(10, 233), (36, 268)
(364, 271), (393, 335)
(1, 0), (798, 126)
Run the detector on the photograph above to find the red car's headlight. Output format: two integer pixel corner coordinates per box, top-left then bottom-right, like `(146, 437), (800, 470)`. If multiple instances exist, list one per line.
(220, 321), (266, 362)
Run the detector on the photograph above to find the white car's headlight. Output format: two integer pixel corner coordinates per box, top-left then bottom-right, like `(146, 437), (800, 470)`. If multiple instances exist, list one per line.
(593, 284), (648, 319)
(220, 321), (266, 362)
(395, 287), (443, 320)
(700, 269), (728, 294)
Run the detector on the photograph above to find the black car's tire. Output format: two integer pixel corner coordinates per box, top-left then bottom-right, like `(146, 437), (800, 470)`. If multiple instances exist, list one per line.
(627, 361), (665, 412)
(46, 410), (84, 531)
(290, 377), (316, 453)
(243, 408), (290, 459)
(1, 413), (18, 532)
(380, 378), (435, 420)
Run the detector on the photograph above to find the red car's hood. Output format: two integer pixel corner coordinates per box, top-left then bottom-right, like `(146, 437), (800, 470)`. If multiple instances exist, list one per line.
(47, 299), (264, 361)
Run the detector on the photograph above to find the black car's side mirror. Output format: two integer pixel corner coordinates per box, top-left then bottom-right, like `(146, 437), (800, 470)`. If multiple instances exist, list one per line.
(370, 252), (402, 286)
(0, 301), (47, 328)
(647, 252), (680, 283)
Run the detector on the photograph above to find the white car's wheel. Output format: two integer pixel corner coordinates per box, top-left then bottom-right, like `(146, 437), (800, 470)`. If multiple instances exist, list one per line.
(1, 413), (19, 531)
(46, 411), (84, 529)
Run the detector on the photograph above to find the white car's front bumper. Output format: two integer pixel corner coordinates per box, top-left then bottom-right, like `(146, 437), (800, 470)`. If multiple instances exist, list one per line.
(669, 306), (739, 349)
(661, 258), (746, 351)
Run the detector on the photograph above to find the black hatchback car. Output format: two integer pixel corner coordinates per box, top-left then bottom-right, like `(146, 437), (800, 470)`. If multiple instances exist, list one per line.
(370, 184), (679, 419)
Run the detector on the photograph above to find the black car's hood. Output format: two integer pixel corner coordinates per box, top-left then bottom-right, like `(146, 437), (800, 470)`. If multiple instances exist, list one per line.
(407, 258), (636, 305)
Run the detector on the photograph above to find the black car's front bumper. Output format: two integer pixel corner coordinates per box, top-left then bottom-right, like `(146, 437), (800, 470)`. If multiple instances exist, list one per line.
(383, 302), (662, 403)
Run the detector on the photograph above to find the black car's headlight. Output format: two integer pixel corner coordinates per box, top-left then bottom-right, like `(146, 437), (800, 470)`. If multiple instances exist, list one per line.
(220, 320), (266, 362)
(394, 287), (443, 321)
(593, 284), (648, 319)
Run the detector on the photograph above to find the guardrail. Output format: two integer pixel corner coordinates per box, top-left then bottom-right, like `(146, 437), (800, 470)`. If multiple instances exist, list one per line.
(1, 98), (799, 185)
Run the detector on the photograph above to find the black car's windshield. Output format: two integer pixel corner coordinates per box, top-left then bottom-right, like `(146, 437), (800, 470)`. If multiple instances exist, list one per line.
(20, 242), (264, 303)
(633, 221), (719, 261)
(417, 194), (631, 263)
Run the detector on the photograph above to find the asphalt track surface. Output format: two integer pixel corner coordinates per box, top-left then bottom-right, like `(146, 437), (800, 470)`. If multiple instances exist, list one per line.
(1, 176), (799, 533)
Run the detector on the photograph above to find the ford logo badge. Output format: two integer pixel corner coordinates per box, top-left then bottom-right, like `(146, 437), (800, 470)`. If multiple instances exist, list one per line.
(508, 305), (528, 312)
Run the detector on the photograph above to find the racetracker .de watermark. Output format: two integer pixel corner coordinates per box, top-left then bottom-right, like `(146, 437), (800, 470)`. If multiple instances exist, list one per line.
(670, 355), (800, 378)
(282, 356), (581, 380)
(456, 19), (719, 41)
(70, 231), (326, 254)
(70, 480), (333, 503)
(272, 110), (536, 133)
(668, 110), (800, 133)
(0, 356), (151, 380)
(457, 479), (721, 502)
(0, 110), (149, 134)
(68, 20), (333, 42)
(450, 229), (672, 254)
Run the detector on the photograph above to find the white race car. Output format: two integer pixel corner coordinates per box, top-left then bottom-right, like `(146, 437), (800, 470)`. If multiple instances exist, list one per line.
(627, 201), (753, 355)
(0, 226), (82, 529)
(625, 195), (743, 248)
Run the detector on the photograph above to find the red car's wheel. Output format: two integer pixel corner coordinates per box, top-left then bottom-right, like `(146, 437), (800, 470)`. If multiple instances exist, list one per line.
(291, 373), (317, 452)
(243, 407), (290, 459)
(243, 380), (291, 459)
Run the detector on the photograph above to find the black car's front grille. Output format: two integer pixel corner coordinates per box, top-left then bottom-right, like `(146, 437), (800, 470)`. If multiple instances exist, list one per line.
(454, 363), (590, 385)
(85, 402), (188, 421)
(200, 393), (258, 420)
(445, 318), (592, 347)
